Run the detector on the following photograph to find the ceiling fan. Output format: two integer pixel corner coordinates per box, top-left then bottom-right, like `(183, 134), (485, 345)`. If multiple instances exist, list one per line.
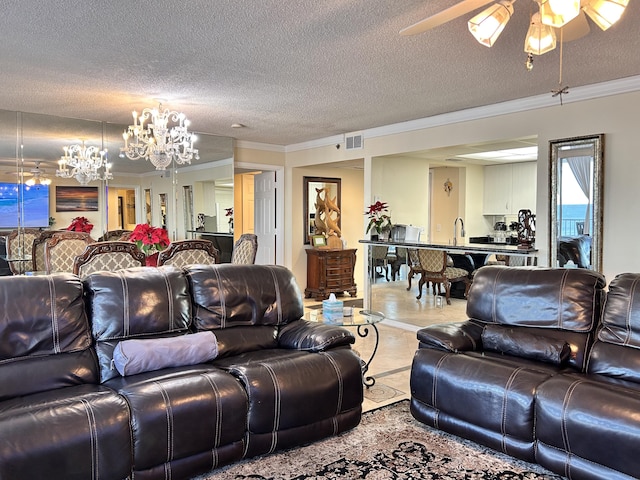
(25, 162), (52, 186)
(400, 0), (628, 53)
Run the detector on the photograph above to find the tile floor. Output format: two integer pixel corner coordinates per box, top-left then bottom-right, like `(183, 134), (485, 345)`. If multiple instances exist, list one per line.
(303, 272), (469, 412)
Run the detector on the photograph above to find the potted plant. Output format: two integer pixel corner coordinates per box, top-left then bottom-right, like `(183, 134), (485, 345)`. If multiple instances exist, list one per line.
(364, 201), (392, 240)
(66, 216), (93, 234)
(129, 223), (171, 266)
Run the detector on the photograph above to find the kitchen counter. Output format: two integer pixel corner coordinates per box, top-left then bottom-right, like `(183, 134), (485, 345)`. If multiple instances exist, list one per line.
(359, 239), (537, 256)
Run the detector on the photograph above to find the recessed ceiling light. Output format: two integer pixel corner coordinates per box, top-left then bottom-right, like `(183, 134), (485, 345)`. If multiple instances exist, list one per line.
(231, 123), (245, 128)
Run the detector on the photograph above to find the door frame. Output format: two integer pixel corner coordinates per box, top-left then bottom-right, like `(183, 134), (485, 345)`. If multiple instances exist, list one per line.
(235, 162), (284, 265)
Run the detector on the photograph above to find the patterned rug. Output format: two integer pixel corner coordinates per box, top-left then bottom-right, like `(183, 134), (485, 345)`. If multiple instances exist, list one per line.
(194, 399), (564, 479)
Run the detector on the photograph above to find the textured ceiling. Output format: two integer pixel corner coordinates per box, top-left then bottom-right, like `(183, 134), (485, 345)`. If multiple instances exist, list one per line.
(1, 0), (639, 148)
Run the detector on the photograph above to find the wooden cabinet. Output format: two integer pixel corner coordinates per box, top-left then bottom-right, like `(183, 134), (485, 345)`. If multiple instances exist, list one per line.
(483, 162), (536, 215)
(305, 248), (357, 300)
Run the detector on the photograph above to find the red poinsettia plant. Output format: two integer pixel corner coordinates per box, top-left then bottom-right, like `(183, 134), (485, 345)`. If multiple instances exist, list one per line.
(67, 216), (93, 233)
(364, 201), (392, 235)
(129, 223), (171, 256)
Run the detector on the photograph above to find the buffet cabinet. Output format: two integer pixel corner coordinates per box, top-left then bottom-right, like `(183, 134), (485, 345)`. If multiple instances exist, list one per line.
(305, 248), (357, 300)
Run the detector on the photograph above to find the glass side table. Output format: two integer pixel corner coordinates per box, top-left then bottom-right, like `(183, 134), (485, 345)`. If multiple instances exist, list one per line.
(305, 308), (385, 388)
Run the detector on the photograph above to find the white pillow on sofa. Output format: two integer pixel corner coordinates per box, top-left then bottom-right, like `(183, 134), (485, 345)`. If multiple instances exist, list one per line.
(112, 331), (218, 376)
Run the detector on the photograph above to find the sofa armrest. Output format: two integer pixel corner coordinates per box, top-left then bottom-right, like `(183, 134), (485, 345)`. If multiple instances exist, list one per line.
(416, 320), (484, 352)
(278, 319), (355, 352)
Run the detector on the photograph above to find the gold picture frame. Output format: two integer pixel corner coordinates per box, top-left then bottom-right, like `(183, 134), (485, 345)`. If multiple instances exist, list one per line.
(311, 234), (328, 248)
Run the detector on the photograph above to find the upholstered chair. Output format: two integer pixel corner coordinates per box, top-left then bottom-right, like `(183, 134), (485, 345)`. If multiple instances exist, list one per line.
(44, 231), (94, 273)
(230, 233), (258, 264)
(156, 239), (219, 267)
(31, 230), (64, 272)
(415, 249), (471, 305)
(73, 241), (146, 278)
(6, 228), (41, 274)
(97, 229), (132, 242)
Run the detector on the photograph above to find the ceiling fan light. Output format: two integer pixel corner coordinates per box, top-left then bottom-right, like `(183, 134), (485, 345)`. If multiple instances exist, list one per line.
(582, 0), (629, 30)
(468, 1), (514, 47)
(524, 12), (557, 55)
(539, 0), (581, 27)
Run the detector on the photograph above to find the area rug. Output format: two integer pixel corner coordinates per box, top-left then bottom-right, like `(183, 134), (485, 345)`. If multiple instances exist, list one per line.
(194, 399), (564, 479)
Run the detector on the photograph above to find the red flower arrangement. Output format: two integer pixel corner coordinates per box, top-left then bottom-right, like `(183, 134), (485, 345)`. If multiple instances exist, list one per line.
(129, 223), (171, 256)
(67, 216), (93, 233)
(364, 201), (392, 235)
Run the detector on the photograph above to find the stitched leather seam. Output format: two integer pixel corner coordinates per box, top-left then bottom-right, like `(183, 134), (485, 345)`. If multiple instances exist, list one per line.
(558, 270), (569, 330)
(156, 383), (174, 465)
(47, 276), (61, 354)
(501, 367), (523, 454)
(268, 267), (283, 325)
(212, 267), (226, 328)
(80, 398), (99, 480)
(259, 362), (280, 454)
(323, 352), (344, 417)
(560, 379), (584, 477)
(431, 354), (449, 430)
(160, 269), (175, 331)
(624, 277), (639, 345)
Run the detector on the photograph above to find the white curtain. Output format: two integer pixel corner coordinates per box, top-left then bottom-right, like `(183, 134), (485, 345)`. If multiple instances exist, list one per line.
(566, 156), (592, 235)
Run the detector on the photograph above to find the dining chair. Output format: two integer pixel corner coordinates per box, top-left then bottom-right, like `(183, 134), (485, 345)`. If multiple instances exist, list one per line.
(231, 234), (258, 264)
(405, 248), (421, 292)
(370, 245), (391, 281)
(31, 230), (65, 272)
(97, 229), (133, 242)
(415, 249), (471, 305)
(156, 239), (219, 267)
(6, 228), (42, 274)
(44, 231), (95, 273)
(73, 241), (146, 278)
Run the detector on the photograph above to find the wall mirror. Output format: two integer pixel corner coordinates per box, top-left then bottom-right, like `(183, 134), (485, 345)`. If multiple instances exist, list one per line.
(303, 176), (341, 244)
(549, 134), (604, 272)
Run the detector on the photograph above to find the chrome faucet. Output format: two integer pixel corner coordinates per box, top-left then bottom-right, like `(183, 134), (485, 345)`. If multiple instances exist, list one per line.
(453, 217), (465, 246)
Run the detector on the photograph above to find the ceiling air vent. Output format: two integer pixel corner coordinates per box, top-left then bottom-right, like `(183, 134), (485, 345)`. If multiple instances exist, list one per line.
(345, 132), (363, 150)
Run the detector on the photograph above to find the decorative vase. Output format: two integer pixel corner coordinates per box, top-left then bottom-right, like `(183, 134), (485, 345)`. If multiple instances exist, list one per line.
(378, 229), (390, 241)
(145, 252), (159, 267)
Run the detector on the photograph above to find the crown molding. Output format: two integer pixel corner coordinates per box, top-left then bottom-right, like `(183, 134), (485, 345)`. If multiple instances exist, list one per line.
(284, 75), (640, 153)
(235, 140), (286, 153)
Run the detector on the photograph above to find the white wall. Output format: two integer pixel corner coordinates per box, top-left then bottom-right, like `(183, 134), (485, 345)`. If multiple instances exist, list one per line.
(284, 90), (640, 284)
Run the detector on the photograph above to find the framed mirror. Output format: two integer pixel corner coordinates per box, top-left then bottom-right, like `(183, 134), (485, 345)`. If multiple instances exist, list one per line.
(303, 176), (341, 244)
(549, 134), (604, 272)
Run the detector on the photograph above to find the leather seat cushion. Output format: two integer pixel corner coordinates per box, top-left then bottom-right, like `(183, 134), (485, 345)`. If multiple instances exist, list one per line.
(411, 348), (560, 456)
(105, 367), (247, 471)
(535, 372), (640, 479)
(0, 385), (131, 480)
(214, 348), (363, 456)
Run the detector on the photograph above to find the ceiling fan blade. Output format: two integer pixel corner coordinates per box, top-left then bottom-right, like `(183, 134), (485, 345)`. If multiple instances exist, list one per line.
(560, 10), (590, 42)
(400, 0), (495, 36)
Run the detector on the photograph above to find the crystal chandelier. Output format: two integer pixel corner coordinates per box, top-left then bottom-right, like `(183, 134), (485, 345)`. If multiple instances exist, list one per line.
(120, 103), (199, 170)
(56, 143), (113, 185)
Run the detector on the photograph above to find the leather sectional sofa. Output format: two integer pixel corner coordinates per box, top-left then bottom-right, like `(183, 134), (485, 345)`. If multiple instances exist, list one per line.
(411, 265), (640, 479)
(0, 264), (363, 480)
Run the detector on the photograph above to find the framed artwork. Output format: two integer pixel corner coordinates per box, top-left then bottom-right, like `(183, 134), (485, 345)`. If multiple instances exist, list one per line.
(311, 234), (327, 248)
(55, 186), (99, 212)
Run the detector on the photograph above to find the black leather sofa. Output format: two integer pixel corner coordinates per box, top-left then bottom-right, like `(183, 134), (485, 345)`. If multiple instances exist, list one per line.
(411, 266), (640, 479)
(0, 264), (363, 480)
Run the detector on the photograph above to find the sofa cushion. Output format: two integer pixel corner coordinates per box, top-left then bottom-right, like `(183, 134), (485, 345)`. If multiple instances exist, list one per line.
(0, 384), (132, 480)
(467, 266), (606, 331)
(185, 264), (304, 330)
(598, 272), (640, 349)
(0, 273), (98, 399)
(481, 324), (571, 366)
(113, 331), (218, 376)
(84, 266), (192, 382)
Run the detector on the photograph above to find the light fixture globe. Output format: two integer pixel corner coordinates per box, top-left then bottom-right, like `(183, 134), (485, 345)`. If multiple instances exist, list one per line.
(468, 1), (515, 47)
(539, 0), (581, 27)
(582, 0), (629, 30)
(524, 12), (557, 55)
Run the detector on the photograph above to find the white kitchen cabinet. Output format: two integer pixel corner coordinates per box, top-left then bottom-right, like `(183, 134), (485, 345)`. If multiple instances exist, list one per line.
(483, 162), (536, 215)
